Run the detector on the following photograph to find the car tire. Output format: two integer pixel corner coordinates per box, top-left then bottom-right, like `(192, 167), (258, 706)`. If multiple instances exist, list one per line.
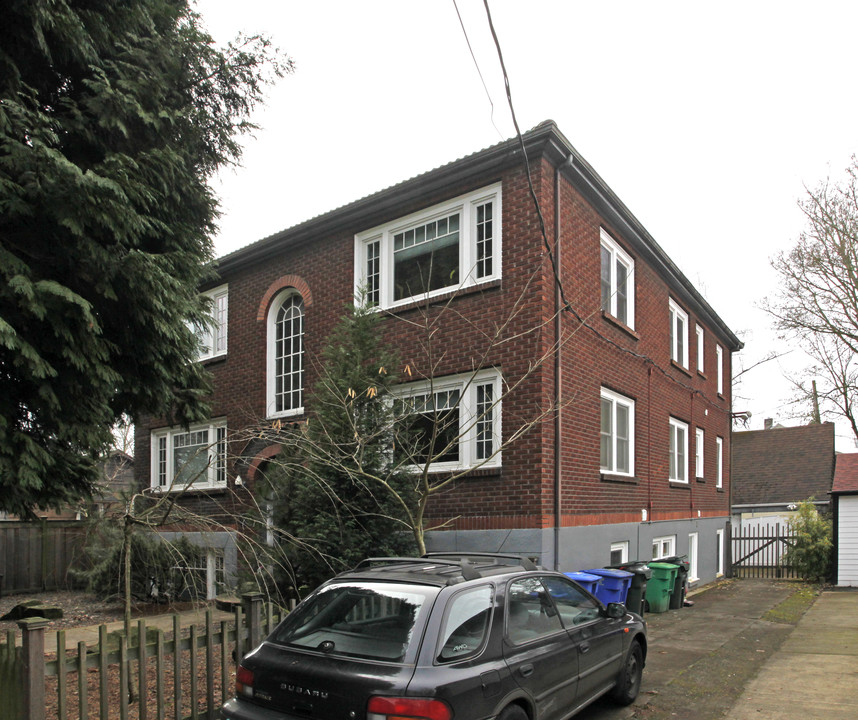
(611, 641), (643, 706)
(497, 703), (529, 720)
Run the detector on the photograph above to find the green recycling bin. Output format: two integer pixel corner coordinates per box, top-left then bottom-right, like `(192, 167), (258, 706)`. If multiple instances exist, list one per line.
(645, 562), (678, 613)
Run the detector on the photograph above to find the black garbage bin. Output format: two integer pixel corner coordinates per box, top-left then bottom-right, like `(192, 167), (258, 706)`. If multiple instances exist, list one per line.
(608, 561), (651, 615)
(662, 555), (690, 609)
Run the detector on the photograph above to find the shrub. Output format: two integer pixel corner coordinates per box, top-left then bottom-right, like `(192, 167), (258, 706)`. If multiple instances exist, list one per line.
(784, 499), (833, 583)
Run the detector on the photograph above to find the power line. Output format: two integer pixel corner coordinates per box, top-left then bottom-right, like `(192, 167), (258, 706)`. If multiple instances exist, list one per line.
(480, 0), (728, 415)
(452, 0), (504, 141)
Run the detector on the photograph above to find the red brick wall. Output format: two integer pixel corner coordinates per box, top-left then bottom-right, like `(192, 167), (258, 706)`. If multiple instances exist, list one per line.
(135, 154), (733, 534)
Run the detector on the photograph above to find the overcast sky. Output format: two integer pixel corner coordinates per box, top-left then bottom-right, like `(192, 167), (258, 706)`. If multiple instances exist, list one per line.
(196, 0), (858, 449)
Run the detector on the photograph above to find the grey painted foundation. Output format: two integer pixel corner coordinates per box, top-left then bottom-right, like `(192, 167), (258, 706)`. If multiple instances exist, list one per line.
(425, 516), (730, 589)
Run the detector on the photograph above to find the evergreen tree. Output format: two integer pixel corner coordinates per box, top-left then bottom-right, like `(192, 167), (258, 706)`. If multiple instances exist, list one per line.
(267, 300), (416, 595)
(0, 0), (290, 515)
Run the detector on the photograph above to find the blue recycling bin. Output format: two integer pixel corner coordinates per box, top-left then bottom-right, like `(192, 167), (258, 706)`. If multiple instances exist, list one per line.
(584, 568), (633, 605)
(564, 571), (602, 596)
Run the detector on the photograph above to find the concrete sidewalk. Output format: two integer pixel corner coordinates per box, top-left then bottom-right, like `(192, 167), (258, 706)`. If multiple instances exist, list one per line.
(730, 589), (858, 720)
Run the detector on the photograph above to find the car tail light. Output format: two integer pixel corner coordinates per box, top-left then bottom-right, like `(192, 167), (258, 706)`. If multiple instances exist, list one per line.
(367, 697), (452, 720)
(236, 665), (254, 698)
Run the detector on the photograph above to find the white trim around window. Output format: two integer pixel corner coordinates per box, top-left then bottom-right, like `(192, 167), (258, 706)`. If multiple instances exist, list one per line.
(716, 528), (725, 576)
(688, 532), (699, 582)
(600, 229), (635, 328)
(610, 541), (629, 565)
(266, 290), (305, 419)
(354, 184), (502, 310)
(716, 344), (725, 395)
(197, 284), (228, 360)
(392, 369), (502, 472)
(716, 436), (724, 489)
(695, 427), (705, 479)
(600, 387), (635, 476)
(151, 419), (227, 492)
(696, 324), (704, 372)
(652, 535), (676, 560)
(669, 298), (689, 368)
(669, 416), (688, 483)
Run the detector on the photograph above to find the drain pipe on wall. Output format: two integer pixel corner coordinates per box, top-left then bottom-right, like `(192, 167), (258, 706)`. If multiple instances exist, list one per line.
(554, 154), (575, 570)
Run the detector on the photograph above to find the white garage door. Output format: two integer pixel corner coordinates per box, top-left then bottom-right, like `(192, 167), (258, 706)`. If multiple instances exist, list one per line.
(838, 495), (858, 587)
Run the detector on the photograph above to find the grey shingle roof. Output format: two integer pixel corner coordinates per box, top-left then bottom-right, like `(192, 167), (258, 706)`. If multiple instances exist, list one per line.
(732, 423), (835, 506)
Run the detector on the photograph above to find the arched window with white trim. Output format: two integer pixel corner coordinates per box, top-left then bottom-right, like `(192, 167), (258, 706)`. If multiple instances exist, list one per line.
(267, 292), (304, 417)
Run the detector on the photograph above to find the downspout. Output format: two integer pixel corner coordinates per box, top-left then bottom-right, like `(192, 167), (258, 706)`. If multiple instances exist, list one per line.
(554, 155), (574, 570)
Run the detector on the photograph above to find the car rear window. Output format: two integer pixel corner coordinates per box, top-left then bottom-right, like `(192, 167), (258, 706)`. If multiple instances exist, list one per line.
(270, 581), (437, 663)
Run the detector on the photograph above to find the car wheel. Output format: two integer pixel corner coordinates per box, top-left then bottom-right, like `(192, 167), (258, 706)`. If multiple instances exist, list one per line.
(497, 703), (529, 720)
(611, 641), (643, 706)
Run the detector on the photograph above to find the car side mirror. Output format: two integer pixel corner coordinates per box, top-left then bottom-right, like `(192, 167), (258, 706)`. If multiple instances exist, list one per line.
(605, 602), (626, 619)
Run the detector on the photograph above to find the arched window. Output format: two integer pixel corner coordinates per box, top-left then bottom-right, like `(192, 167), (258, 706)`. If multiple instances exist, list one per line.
(267, 292), (304, 417)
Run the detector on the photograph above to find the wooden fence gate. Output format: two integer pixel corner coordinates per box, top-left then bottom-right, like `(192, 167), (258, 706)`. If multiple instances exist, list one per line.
(731, 523), (798, 579)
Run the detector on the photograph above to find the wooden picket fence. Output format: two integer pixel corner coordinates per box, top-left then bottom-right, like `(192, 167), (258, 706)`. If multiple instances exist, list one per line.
(1, 593), (290, 720)
(731, 523), (798, 579)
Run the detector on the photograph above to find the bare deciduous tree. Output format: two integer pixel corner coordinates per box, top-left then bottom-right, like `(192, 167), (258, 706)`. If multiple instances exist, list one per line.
(765, 157), (858, 441)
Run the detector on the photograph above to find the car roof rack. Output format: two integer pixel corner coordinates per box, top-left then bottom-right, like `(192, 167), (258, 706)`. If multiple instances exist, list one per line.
(423, 552), (540, 571)
(351, 557), (482, 583)
(346, 553), (541, 586)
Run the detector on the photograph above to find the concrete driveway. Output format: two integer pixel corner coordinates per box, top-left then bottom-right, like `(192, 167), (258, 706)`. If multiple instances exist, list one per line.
(576, 579), (858, 720)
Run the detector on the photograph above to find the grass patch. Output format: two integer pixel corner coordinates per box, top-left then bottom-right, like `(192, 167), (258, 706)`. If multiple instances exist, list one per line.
(762, 583), (820, 625)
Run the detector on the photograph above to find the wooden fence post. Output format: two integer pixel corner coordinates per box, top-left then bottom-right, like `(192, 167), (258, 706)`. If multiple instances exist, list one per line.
(242, 593), (264, 656)
(18, 618), (48, 720)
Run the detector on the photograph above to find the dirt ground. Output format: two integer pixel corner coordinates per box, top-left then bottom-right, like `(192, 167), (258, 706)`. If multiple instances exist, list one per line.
(0, 589), (206, 635)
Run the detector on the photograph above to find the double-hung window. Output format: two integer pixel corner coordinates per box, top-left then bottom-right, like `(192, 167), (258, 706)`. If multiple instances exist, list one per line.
(669, 416), (688, 483)
(669, 298), (689, 368)
(600, 230), (634, 327)
(196, 285), (228, 360)
(716, 344), (725, 395)
(355, 185), (501, 309)
(600, 388), (635, 476)
(151, 419), (227, 491)
(393, 370), (501, 471)
(695, 427), (705, 478)
(716, 436), (724, 489)
(696, 324), (704, 372)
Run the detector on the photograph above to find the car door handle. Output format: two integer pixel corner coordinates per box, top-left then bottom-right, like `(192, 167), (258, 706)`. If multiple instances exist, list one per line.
(520, 664), (534, 677)
(580, 642), (591, 654)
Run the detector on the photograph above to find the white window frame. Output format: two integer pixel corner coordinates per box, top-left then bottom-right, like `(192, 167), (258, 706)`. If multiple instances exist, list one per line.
(150, 419), (227, 492)
(716, 436), (724, 489)
(688, 532), (699, 582)
(354, 184), (502, 310)
(610, 541), (629, 565)
(600, 229), (635, 328)
(669, 298), (689, 368)
(652, 535), (676, 560)
(716, 528), (725, 577)
(669, 416), (688, 483)
(716, 344), (725, 395)
(600, 387), (635, 476)
(392, 369), (502, 472)
(266, 291), (304, 419)
(695, 427), (705, 479)
(696, 324), (704, 372)
(197, 284), (228, 360)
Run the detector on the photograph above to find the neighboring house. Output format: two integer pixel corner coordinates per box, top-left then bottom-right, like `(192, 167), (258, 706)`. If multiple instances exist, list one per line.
(832, 453), (858, 587)
(135, 120), (742, 597)
(731, 422), (835, 530)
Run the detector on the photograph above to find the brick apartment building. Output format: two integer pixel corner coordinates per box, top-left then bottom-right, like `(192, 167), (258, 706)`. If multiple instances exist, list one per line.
(135, 120), (741, 597)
